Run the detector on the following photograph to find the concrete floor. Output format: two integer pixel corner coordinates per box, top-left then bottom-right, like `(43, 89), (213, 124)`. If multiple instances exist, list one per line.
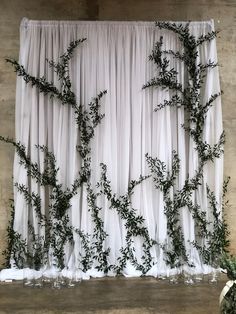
(0, 276), (226, 314)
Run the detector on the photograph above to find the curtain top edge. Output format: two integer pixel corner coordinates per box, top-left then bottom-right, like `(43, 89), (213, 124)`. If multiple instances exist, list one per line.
(21, 17), (214, 28)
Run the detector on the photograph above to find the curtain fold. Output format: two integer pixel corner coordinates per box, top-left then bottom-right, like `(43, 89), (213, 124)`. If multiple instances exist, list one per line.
(7, 18), (223, 278)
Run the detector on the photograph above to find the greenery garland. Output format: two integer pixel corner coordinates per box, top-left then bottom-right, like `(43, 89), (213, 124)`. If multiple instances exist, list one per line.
(2, 39), (111, 272)
(143, 22), (229, 267)
(2, 36), (156, 275)
(98, 163), (156, 274)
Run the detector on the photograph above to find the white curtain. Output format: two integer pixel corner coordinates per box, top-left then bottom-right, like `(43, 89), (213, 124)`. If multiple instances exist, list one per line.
(2, 19), (223, 279)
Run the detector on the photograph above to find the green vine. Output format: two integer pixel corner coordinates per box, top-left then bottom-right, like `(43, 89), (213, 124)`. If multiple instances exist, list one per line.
(98, 163), (156, 274)
(86, 183), (111, 273)
(2, 202), (25, 269)
(3, 35), (160, 275)
(144, 21), (229, 267)
(145, 151), (187, 267)
(2, 39), (110, 272)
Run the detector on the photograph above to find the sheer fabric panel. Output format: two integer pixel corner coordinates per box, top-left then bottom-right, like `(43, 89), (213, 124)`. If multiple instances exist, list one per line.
(11, 19), (223, 277)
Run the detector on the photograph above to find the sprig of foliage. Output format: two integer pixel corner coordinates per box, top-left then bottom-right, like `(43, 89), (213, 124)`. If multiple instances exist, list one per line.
(75, 229), (93, 272)
(6, 39), (86, 107)
(75, 90), (107, 159)
(146, 151), (188, 267)
(14, 183), (45, 223)
(98, 163), (156, 274)
(2, 202), (16, 268)
(86, 183), (111, 273)
(200, 185), (229, 264)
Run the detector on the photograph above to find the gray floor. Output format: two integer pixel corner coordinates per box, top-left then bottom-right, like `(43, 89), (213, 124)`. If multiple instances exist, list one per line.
(0, 276), (226, 314)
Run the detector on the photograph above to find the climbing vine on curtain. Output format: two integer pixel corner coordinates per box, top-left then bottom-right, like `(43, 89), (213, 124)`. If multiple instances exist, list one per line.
(2, 19), (226, 279)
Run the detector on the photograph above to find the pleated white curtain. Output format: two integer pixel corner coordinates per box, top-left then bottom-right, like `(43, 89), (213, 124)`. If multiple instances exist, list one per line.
(9, 18), (223, 278)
